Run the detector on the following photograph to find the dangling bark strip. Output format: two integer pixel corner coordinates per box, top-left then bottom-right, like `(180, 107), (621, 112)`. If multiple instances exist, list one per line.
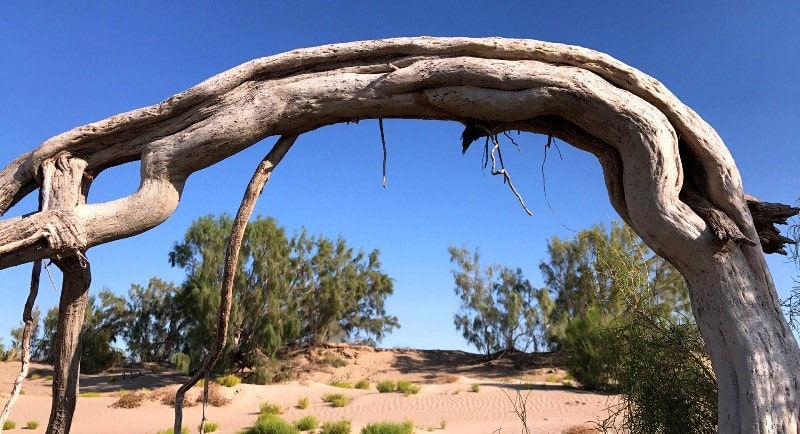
(173, 134), (297, 433)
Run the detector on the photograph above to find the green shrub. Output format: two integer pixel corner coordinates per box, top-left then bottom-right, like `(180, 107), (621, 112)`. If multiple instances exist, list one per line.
(354, 379), (370, 390)
(296, 397), (310, 409)
(322, 355), (347, 368)
(246, 415), (299, 434)
(376, 380), (396, 393)
(200, 421), (219, 433)
(328, 379), (353, 389)
(3, 420), (16, 430)
(320, 419), (351, 434)
(396, 381), (419, 395)
(260, 401), (284, 416)
(155, 428), (189, 434)
(469, 384), (480, 393)
(322, 393), (350, 407)
(215, 373), (242, 387)
(361, 421), (414, 434)
(293, 415), (319, 431)
(171, 352), (191, 375)
(26, 421), (40, 430)
(563, 306), (616, 391)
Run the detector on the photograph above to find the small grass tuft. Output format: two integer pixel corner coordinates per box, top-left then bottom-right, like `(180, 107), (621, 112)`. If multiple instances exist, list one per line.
(440, 419), (447, 429)
(294, 415), (319, 431)
(215, 373), (241, 387)
(26, 420), (40, 430)
(354, 379), (370, 390)
(322, 393), (350, 408)
(396, 381), (420, 395)
(376, 380), (396, 393)
(361, 420), (415, 434)
(79, 391), (103, 398)
(200, 421), (219, 432)
(155, 428), (189, 434)
(259, 401), (284, 416)
(3, 420), (16, 430)
(296, 397), (310, 409)
(321, 355), (348, 368)
(470, 384), (481, 393)
(320, 419), (351, 434)
(561, 425), (600, 434)
(328, 379), (353, 389)
(247, 415), (298, 434)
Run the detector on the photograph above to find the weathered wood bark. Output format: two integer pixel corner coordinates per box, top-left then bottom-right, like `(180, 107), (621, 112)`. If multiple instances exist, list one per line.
(0, 37), (797, 433)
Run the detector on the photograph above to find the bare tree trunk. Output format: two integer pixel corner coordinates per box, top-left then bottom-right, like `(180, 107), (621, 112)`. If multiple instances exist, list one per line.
(0, 38), (796, 432)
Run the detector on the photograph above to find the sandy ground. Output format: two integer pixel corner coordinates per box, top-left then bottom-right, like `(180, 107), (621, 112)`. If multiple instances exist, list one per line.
(0, 346), (616, 434)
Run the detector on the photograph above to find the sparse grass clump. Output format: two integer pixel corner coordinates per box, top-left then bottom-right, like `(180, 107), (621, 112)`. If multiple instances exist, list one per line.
(79, 391), (102, 398)
(361, 420), (414, 434)
(470, 384), (481, 393)
(354, 379), (370, 390)
(28, 370), (43, 380)
(156, 428), (189, 434)
(320, 419), (351, 434)
(322, 355), (348, 368)
(376, 380), (396, 393)
(112, 391), (146, 408)
(396, 381), (420, 395)
(328, 379), (353, 389)
(259, 401), (284, 416)
(200, 421), (219, 432)
(296, 397), (310, 409)
(294, 415), (319, 431)
(322, 393), (350, 407)
(195, 382), (231, 407)
(26, 420), (40, 430)
(247, 415), (299, 434)
(3, 420), (16, 430)
(215, 373), (242, 387)
(561, 426), (599, 434)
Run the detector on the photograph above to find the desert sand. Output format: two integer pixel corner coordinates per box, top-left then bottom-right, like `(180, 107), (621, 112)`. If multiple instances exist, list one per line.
(1, 346), (615, 434)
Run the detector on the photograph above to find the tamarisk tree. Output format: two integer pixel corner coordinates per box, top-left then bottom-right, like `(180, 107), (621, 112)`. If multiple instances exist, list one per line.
(0, 38), (798, 433)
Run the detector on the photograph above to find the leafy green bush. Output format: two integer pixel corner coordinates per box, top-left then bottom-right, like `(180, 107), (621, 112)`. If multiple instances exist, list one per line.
(171, 352), (191, 375)
(245, 415), (299, 434)
(3, 420), (16, 430)
(215, 373), (241, 387)
(293, 415), (319, 431)
(200, 421), (219, 433)
(322, 393), (350, 407)
(396, 381), (419, 395)
(355, 379), (370, 390)
(296, 397), (310, 409)
(563, 306), (616, 391)
(376, 380), (396, 393)
(361, 420), (414, 434)
(320, 419), (352, 434)
(260, 401), (284, 416)
(26, 421), (40, 430)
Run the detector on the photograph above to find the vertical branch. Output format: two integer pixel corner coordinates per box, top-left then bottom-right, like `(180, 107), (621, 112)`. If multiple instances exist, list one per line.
(173, 134), (297, 433)
(379, 118), (388, 188)
(0, 259), (42, 432)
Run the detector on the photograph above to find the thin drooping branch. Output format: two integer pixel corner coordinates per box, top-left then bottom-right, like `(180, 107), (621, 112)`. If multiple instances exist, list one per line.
(379, 118), (387, 188)
(487, 134), (532, 216)
(0, 259), (41, 432)
(173, 134), (297, 433)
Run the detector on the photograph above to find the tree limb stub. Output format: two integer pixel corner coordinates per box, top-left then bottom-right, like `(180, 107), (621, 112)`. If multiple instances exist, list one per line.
(0, 37), (798, 432)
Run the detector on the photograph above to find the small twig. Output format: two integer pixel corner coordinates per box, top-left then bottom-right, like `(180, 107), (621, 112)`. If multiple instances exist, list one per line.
(488, 135), (533, 216)
(379, 119), (387, 188)
(502, 130), (522, 151)
(44, 260), (58, 291)
(540, 132), (575, 232)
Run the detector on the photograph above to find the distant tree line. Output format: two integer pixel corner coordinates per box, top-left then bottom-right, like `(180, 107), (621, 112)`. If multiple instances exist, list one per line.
(1, 215), (399, 379)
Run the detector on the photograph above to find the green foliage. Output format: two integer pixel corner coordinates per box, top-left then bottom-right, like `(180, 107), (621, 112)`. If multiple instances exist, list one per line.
(395, 381), (419, 395)
(320, 419), (352, 434)
(171, 352), (191, 375)
(563, 306), (616, 390)
(169, 215), (399, 373)
(246, 415), (299, 434)
(3, 420), (16, 430)
(449, 246), (543, 357)
(360, 421), (414, 434)
(322, 393), (350, 407)
(322, 355), (348, 368)
(376, 380), (396, 393)
(469, 384), (480, 393)
(296, 397), (310, 409)
(354, 378), (370, 390)
(125, 277), (184, 363)
(259, 401), (284, 416)
(25, 421), (39, 429)
(215, 373), (241, 387)
(328, 378), (352, 388)
(293, 415), (319, 431)
(201, 421), (219, 433)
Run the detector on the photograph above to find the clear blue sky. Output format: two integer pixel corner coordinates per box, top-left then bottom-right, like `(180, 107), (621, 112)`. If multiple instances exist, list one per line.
(1, 2), (798, 353)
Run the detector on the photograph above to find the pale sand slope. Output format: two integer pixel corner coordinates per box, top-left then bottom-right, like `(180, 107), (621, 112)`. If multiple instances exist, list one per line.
(1, 347), (616, 434)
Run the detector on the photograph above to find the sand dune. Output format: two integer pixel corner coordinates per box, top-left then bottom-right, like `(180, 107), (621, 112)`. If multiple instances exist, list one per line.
(1, 347), (615, 433)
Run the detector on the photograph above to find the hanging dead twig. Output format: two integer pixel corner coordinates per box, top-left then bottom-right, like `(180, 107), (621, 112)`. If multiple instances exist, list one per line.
(487, 134), (533, 216)
(379, 118), (388, 188)
(173, 134), (298, 434)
